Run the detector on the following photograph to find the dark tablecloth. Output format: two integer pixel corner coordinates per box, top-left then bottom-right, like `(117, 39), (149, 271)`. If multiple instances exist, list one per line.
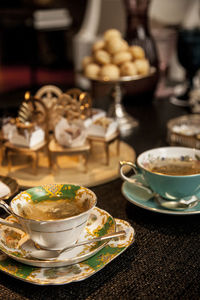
(0, 96), (200, 300)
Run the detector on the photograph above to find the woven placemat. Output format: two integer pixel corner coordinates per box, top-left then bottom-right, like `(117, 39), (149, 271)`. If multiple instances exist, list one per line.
(0, 179), (200, 299)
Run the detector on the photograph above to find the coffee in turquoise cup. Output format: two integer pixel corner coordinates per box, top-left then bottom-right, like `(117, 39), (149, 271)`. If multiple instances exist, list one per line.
(120, 146), (200, 200)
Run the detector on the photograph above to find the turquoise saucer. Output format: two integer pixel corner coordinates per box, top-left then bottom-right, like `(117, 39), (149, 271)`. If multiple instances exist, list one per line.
(121, 174), (200, 215)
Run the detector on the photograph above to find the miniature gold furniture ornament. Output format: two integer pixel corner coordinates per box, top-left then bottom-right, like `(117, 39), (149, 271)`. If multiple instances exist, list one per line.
(48, 89), (92, 173)
(35, 85), (62, 132)
(66, 89), (120, 166)
(87, 130), (120, 165)
(65, 88), (92, 120)
(4, 92), (50, 174)
(48, 139), (91, 173)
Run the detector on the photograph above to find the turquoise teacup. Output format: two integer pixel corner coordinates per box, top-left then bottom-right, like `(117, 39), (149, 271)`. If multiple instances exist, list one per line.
(120, 146), (200, 200)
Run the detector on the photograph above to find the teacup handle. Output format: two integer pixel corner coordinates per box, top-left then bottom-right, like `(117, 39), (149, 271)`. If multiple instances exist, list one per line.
(0, 199), (24, 231)
(120, 160), (140, 183)
(119, 161), (153, 196)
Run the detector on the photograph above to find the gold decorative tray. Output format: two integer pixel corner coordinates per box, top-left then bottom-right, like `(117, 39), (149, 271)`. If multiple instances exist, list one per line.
(0, 141), (135, 188)
(167, 114), (200, 148)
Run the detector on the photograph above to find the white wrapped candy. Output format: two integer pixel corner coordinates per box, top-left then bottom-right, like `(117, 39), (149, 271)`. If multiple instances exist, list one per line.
(55, 118), (87, 148)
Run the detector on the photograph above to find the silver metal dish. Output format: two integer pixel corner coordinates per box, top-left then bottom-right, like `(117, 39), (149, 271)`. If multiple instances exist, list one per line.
(167, 114), (200, 149)
(81, 67), (156, 136)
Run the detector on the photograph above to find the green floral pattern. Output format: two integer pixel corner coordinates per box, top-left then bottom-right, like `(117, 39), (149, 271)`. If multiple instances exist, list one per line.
(23, 184), (81, 203)
(0, 218), (134, 285)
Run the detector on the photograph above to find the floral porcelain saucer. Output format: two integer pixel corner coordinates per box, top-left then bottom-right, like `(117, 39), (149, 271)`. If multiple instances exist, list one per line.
(0, 207), (118, 268)
(0, 212), (134, 285)
(122, 174), (200, 215)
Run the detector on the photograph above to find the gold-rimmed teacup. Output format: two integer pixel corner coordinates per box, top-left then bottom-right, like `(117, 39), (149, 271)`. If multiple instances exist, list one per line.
(0, 184), (97, 250)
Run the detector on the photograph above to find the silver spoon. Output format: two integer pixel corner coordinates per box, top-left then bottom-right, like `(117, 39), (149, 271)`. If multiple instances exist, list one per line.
(155, 195), (200, 210)
(30, 230), (126, 260)
(0, 199), (13, 215)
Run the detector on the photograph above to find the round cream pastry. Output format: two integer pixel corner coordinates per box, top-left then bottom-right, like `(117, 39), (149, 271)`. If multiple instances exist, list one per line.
(99, 64), (120, 80)
(106, 37), (128, 55)
(129, 45), (145, 60)
(84, 63), (101, 79)
(82, 56), (94, 69)
(120, 61), (138, 77)
(120, 39), (129, 51)
(112, 51), (132, 65)
(92, 39), (105, 52)
(94, 49), (111, 65)
(103, 28), (121, 41)
(134, 59), (150, 75)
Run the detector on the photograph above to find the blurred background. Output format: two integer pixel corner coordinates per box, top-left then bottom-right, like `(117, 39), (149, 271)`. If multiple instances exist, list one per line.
(0, 0), (198, 100)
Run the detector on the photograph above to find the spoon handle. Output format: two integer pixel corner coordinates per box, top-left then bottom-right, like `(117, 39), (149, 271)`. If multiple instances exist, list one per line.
(181, 197), (200, 205)
(60, 230), (126, 254)
(0, 199), (13, 215)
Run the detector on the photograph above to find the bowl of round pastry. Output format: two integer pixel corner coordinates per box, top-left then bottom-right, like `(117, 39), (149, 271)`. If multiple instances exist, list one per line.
(81, 28), (158, 105)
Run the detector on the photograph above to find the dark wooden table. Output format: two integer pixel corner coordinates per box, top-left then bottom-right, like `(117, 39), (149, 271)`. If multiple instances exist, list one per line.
(0, 93), (199, 300)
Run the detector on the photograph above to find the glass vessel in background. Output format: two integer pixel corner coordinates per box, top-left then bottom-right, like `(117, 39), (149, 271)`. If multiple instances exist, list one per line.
(123, 0), (158, 67)
(122, 0), (159, 101)
(170, 28), (200, 107)
(152, 27), (177, 98)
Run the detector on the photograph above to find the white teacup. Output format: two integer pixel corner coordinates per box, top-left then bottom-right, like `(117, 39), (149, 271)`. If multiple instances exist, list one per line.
(0, 184), (97, 250)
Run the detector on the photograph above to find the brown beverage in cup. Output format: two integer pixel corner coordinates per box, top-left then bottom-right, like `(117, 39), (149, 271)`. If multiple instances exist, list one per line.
(146, 157), (200, 176)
